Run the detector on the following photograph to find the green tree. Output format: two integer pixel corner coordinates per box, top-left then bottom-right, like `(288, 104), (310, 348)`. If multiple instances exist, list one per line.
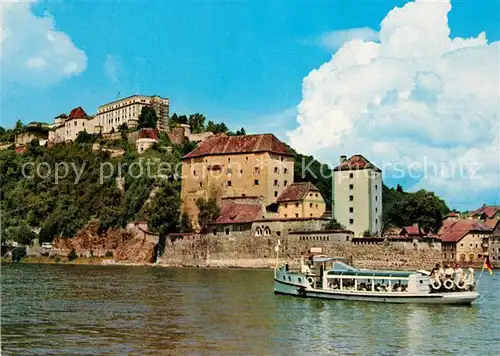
(180, 212), (194, 233)
(12, 247), (27, 262)
(146, 182), (181, 237)
(75, 131), (97, 144)
(325, 218), (345, 230)
(67, 248), (77, 261)
(188, 113), (206, 134)
(14, 120), (24, 135)
(235, 127), (246, 135)
(294, 152), (332, 208)
(195, 197), (220, 232)
(138, 107), (158, 129)
(363, 229), (371, 237)
(118, 123), (129, 131)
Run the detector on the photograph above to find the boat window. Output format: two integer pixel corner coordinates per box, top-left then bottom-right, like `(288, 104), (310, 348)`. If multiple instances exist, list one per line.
(298, 277), (302, 283)
(288, 276), (292, 282)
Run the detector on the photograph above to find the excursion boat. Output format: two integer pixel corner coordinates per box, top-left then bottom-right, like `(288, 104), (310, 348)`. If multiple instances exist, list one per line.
(274, 256), (479, 305)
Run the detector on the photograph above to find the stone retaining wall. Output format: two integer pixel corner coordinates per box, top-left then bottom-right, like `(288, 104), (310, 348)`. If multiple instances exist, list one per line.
(159, 233), (443, 270)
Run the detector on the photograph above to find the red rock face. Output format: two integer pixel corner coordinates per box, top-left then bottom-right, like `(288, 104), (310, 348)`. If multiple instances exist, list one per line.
(52, 220), (158, 263)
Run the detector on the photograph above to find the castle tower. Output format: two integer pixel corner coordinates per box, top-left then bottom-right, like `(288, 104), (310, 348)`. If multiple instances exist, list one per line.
(333, 155), (382, 237)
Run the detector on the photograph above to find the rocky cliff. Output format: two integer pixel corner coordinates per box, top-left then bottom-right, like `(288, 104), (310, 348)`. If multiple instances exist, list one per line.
(53, 221), (158, 263)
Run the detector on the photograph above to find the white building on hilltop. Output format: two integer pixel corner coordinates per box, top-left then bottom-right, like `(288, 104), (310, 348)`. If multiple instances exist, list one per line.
(95, 95), (169, 133)
(333, 155), (382, 237)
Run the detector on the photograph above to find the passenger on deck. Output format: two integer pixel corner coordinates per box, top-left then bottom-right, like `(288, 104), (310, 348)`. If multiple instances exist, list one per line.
(444, 264), (454, 279)
(437, 263), (446, 281)
(454, 264), (463, 284)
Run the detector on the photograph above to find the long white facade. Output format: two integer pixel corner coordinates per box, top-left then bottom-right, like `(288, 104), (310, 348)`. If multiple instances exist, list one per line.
(95, 95), (169, 133)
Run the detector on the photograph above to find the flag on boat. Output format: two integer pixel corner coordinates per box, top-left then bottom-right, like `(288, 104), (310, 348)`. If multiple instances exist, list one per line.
(483, 255), (493, 276)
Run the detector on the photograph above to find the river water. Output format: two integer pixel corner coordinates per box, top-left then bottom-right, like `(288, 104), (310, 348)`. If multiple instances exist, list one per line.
(1, 264), (499, 355)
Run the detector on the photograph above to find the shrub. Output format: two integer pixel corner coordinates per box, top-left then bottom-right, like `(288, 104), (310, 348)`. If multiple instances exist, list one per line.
(55, 256), (61, 263)
(67, 248), (77, 261)
(12, 247), (26, 262)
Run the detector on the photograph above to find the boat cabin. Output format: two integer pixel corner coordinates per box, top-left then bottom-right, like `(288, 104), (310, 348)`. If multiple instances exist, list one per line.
(301, 255), (430, 293)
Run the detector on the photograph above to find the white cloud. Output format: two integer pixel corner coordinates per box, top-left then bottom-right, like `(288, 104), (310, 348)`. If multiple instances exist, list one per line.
(0, 0), (87, 86)
(287, 0), (500, 208)
(319, 27), (379, 50)
(103, 54), (121, 82)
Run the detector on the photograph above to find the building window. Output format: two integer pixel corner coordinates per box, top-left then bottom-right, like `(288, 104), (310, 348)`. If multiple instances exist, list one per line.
(274, 167), (279, 173)
(284, 214), (287, 218)
(284, 180), (288, 186)
(310, 203), (313, 208)
(349, 207), (354, 213)
(228, 181), (232, 187)
(310, 213), (313, 217)
(276, 231), (281, 237)
(254, 179), (259, 185)
(274, 191), (278, 197)
(295, 202), (299, 207)
(227, 168), (232, 174)
(349, 219), (354, 224)
(375, 185), (378, 190)
(475, 244), (478, 248)
(193, 170), (196, 176)
(349, 173), (354, 178)
(375, 196), (378, 201)
(349, 184), (354, 190)
(199, 182), (203, 188)
(240, 169), (243, 175)
(284, 168), (288, 174)
(295, 213), (299, 218)
(212, 229), (217, 236)
(228, 157), (231, 163)
(315, 194), (318, 197)
(315, 204), (318, 208)
(225, 228), (230, 235)
(461, 243), (463, 247)
(280, 156), (283, 161)
(375, 208), (378, 213)
(349, 195), (354, 201)
(346, 236), (350, 241)
(375, 218), (378, 224)
(284, 203), (288, 208)
(274, 180), (278, 186)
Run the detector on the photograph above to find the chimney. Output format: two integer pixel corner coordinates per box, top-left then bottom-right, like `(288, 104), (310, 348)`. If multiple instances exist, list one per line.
(340, 155), (347, 163)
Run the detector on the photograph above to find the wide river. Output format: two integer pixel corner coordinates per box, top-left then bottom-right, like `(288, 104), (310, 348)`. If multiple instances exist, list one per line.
(1, 264), (499, 355)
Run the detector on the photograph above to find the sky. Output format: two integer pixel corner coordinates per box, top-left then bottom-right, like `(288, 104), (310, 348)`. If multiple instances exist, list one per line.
(1, 0), (499, 210)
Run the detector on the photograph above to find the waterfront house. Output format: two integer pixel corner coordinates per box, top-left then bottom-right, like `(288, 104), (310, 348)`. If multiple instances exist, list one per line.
(276, 182), (326, 219)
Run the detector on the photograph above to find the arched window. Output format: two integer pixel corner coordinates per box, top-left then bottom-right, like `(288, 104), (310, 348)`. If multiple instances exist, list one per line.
(264, 226), (271, 236)
(255, 227), (263, 236)
(469, 254), (475, 261)
(460, 254), (466, 261)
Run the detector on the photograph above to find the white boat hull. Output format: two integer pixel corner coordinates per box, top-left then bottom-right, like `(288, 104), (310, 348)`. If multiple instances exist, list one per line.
(274, 278), (479, 305)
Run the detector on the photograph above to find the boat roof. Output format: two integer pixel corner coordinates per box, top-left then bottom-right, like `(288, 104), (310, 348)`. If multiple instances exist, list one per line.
(326, 270), (414, 278)
(313, 256), (346, 262)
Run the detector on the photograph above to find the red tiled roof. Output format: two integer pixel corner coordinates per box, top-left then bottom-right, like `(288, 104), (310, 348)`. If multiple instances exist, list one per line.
(447, 212), (459, 217)
(333, 154), (381, 172)
(211, 200), (262, 224)
(404, 225), (420, 236)
(484, 219), (499, 229)
(277, 182), (320, 202)
(67, 107), (88, 120)
(183, 133), (294, 159)
(469, 205), (500, 219)
(439, 219), (492, 243)
(138, 128), (158, 140)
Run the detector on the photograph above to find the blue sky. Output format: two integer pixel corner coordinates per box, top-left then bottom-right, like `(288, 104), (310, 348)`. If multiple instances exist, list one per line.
(1, 0), (499, 209)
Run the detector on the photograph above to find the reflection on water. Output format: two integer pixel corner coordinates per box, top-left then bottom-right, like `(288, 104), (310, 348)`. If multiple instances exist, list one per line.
(1, 264), (499, 355)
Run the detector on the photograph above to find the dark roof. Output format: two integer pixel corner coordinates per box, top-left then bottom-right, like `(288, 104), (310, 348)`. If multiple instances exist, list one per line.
(439, 219), (492, 243)
(277, 182), (320, 202)
(67, 107), (88, 120)
(210, 200), (262, 225)
(333, 154), (381, 172)
(183, 133), (294, 159)
(469, 205), (500, 219)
